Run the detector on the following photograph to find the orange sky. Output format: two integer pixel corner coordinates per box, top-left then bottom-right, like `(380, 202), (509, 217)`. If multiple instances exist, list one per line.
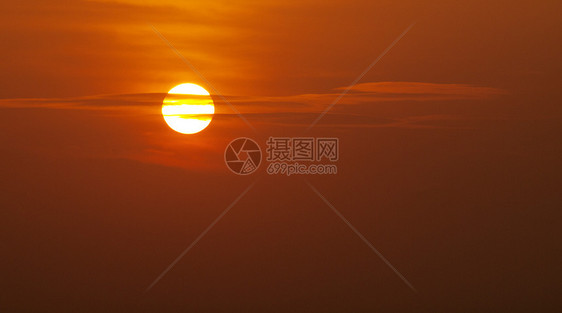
(2, 0), (560, 168)
(1, 0), (559, 98)
(1, 0), (561, 312)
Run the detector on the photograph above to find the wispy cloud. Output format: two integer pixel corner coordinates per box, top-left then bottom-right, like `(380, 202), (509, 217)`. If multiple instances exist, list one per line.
(340, 82), (508, 98)
(0, 81), (507, 114)
(0, 81), (510, 171)
(226, 81), (508, 110)
(0, 93), (166, 111)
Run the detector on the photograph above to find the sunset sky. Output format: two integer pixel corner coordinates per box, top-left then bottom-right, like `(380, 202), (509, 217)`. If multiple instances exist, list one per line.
(1, 0), (561, 312)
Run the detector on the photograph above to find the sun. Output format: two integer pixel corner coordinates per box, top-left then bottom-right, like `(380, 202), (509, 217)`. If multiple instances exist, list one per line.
(162, 83), (215, 134)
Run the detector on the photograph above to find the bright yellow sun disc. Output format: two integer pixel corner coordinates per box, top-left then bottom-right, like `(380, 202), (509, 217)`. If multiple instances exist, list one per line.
(162, 83), (214, 134)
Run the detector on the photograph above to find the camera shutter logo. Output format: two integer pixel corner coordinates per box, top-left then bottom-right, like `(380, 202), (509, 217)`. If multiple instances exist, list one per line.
(224, 137), (262, 175)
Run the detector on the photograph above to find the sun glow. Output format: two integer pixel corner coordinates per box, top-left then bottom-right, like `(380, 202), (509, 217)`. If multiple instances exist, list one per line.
(162, 83), (214, 134)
